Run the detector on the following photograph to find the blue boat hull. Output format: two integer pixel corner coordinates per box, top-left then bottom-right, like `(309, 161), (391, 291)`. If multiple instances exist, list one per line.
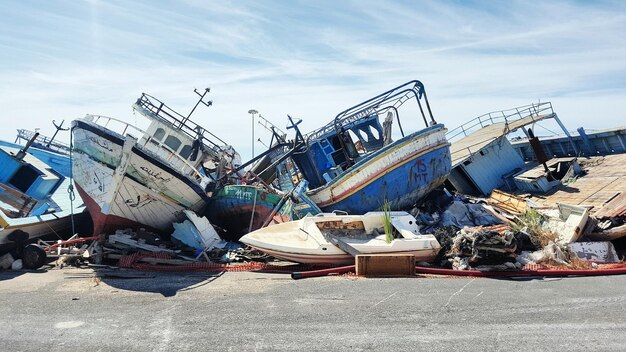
(0, 140), (71, 178)
(309, 129), (451, 214)
(323, 145), (450, 213)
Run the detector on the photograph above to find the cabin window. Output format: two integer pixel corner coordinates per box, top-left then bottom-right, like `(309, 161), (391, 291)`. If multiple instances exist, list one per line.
(369, 125), (380, 140)
(153, 128), (166, 141)
(358, 129), (369, 142)
(164, 135), (182, 151)
(180, 145), (193, 159)
(347, 130), (360, 143)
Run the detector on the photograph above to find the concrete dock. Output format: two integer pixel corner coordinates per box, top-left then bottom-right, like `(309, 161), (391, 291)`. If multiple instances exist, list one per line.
(1, 268), (625, 351)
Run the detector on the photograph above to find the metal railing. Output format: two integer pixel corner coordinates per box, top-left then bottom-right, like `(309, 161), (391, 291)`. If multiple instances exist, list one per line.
(446, 102), (555, 143)
(133, 93), (226, 158)
(15, 129), (71, 155)
(306, 80), (435, 141)
(85, 114), (205, 182)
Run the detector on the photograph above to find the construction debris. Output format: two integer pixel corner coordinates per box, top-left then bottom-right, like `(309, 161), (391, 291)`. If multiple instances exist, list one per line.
(487, 189), (529, 216)
(593, 192), (626, 220)
(568, 242), (620, 263)
(541, 204), (590, 244)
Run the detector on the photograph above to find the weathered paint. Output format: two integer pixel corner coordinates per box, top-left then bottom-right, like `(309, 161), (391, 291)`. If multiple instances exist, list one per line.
(308, 125), (451, 213)
(448, 137), (524, 196)
(512, 125), (626, 160)
(207, 185), (287, 239)
(0, 140), (71, 178)
(71, 119), (209, 234)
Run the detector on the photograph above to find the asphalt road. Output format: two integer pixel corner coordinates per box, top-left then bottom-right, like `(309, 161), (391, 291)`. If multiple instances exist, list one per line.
(1, 268), (625, 351)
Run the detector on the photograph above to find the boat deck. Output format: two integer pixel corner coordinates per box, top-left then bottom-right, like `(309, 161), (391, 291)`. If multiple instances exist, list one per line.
(450, 113), (555, 167)
(527, 153), (626, 212)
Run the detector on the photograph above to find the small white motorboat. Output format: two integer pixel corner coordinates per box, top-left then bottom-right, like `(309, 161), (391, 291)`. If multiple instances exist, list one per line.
(240, 211), (441, 265)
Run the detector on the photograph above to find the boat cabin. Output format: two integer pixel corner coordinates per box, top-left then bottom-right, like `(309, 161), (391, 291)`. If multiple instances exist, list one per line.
(290, 80), (437, 190)
(132, 93), (226, 172)
(292, 115), (386, 188)
(0, 146), (64, 217)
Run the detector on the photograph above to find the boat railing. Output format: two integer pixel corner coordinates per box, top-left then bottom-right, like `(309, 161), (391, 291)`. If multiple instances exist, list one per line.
(15, 129), (71, 155)
(85, 114), (206, 182)
(446, 102), (555, 142)
(307, 80), (434, 141)
(133, 93), (225, 157)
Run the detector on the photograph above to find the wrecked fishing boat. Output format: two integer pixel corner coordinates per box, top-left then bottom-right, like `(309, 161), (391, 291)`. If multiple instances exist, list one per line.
(0, 122), (72, 177)
(207, 120), (319, 240)
(71, 88), (240, 235)
(289, 80), (451, 213)
(0, 137), (85, 248)
(240, 211), (441, 265)
(208, 184), (289, 238)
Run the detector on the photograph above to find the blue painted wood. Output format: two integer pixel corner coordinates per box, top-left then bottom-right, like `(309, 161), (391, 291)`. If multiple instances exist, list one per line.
(319, 143), (451, 214)
(0, 140), (71, 178)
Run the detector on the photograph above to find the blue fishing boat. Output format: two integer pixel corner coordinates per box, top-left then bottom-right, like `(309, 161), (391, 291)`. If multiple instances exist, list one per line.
(0, 133), (86, 249)
(289, 80), (451, 213)
(0, 122), (72, 177)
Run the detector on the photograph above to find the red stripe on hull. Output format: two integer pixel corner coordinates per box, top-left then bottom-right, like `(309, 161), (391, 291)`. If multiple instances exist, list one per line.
(314, 141), (448, 207)
(74, 183), (159, 235)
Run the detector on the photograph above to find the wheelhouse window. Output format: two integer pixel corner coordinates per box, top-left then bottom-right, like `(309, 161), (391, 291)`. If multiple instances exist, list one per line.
(164, 135), (182, 151)
(180, 145), (193, 159)
(153, 128), (166, 141)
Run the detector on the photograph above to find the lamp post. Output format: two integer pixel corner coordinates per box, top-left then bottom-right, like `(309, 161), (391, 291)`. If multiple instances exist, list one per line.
(248, 109), (258, 158)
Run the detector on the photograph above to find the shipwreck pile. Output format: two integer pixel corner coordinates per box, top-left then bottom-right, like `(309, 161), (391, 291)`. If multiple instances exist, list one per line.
(410, 188), (626, 273)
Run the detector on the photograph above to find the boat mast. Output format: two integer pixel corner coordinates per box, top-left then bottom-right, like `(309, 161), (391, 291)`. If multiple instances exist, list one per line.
(46, 120), (69, 148)
(179, 88), (212, 128)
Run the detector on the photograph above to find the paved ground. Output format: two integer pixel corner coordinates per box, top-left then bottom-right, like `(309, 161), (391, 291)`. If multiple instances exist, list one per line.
(1, 267), (625, 351)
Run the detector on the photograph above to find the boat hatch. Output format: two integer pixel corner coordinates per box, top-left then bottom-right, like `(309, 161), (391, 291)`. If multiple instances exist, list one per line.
(8, 165), (43, 194)
(8, 164), (64, 200)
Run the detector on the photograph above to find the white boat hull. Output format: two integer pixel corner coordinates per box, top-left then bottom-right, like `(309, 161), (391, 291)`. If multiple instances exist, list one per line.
(241, 212), (441, 265)
(72, 119), (209, 234)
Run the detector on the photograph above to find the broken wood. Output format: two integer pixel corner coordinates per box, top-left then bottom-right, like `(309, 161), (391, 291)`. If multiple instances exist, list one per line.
(488, 189), (528, 216)
(587, 224), (626, 241)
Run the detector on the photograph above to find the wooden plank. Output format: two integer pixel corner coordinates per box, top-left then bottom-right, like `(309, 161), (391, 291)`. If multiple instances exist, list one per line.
(355, 254), (415, 276)
(0, 183), (37, 215)
(593, 192), (626, 219)
(326, 236), (362, 257)
(587, 224), (626, 241)
(488, 189), (528, 215)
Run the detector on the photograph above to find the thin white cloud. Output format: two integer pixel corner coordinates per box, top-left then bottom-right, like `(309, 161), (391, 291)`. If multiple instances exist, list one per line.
(0, 0), (624, 160)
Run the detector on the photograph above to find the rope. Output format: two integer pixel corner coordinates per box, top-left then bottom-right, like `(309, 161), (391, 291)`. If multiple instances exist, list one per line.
(68, 127), (76, 237)
(248, 187), (258, 233)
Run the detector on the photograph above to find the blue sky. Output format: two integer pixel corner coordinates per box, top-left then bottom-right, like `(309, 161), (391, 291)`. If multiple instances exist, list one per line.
(1, 0), (625, 159)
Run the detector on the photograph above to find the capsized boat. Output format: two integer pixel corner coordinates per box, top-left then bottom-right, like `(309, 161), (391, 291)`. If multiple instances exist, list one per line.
(240, 211), (441, 265)
(288, 80), (451, 213)
(0, 138), (86, 248)
(71, 88), (240, 235)
(0, 121), (72, 177)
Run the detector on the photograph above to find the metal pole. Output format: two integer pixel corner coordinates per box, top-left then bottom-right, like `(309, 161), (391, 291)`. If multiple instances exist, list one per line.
(553, 114), (579, 155)
(248, 109), (258, 158)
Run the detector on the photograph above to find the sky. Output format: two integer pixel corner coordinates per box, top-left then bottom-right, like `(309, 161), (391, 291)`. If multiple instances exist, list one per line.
(1, 0), (625, 159)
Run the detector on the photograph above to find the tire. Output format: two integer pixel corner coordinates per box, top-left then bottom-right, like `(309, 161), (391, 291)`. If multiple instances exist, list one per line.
(22, 244), (47, 269)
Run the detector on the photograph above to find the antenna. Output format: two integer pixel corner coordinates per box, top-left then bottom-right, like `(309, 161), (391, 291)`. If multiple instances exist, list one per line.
(47, 120), (69, 148)
(180, 88), (212, 128)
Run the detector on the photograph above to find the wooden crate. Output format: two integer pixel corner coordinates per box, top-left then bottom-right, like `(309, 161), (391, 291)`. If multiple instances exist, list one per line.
(355, 254), (415, 276)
